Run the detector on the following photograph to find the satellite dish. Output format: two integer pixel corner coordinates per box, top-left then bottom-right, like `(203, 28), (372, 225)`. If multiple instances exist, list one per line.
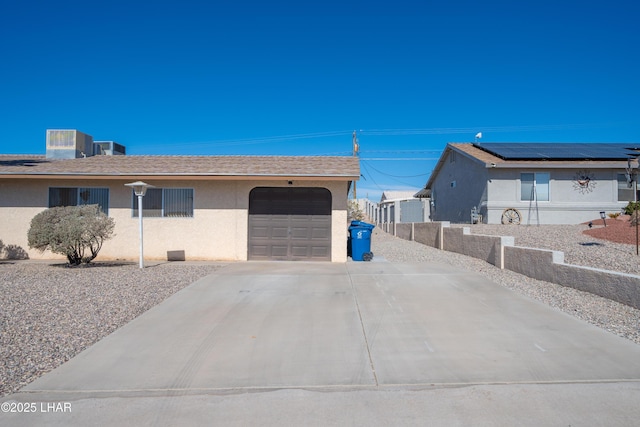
(475, 132), (482, 141)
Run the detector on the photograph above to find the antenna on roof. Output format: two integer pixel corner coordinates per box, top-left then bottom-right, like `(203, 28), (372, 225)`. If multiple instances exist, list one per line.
(475, 132), (482, 142)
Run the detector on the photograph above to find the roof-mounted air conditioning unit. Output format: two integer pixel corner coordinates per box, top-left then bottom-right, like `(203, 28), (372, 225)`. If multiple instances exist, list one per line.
(46, 129), (94, 159)
(94, 141), (126, 156)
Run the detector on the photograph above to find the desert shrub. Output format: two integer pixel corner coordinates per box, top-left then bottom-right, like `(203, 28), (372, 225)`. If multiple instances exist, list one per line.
(348, 200), (365, 222)
(623, 201), (640, 215)
(4, 244), (29, 260)
(28, 205), (115, 265)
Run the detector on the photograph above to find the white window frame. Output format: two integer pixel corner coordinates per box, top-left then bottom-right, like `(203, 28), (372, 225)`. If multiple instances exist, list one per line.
(520, 172), (550, 202)
(617, 173), (640, 202)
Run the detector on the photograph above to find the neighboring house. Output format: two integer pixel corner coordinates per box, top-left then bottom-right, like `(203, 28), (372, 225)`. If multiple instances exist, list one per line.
(377, 191), (429, 225)
(420, 142), (640, 225)
(0, 130), (360, 262)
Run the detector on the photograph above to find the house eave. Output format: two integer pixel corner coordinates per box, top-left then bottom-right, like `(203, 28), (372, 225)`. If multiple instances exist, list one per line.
(0, 173), (359, 181)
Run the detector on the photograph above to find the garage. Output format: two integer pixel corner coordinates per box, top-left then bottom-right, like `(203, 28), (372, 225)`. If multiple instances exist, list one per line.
(248, 187), (332, 261)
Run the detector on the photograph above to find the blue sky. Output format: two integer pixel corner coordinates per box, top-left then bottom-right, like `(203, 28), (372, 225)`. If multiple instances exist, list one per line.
(2, 0), (639, 201)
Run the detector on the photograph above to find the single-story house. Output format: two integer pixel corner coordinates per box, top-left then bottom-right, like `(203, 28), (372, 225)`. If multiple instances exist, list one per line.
(420, 142), (640, 225)
(0, 130), (360, 262)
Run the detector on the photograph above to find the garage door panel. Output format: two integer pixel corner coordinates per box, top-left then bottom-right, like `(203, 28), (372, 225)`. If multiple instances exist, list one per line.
(251, 245), (269, 257)
(311, 246), (330, 258)
(271, 226), (289, 239)
(271, 245), (289, 258)
(248, 187), (332, 261)
(311, 227), (330, 239)
(290, 245), (310, 257)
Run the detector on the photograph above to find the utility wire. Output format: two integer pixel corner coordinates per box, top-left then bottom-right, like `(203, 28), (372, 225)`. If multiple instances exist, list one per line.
(359, 161), (385, 194)
(360, 160), (430, 178)
(359, 123), (605, 136)
(360, 161), (421, 190)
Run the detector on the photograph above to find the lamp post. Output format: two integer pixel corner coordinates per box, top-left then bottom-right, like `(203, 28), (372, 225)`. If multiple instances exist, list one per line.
(125, 181), (154, 268)
(600, 211), (606, 227)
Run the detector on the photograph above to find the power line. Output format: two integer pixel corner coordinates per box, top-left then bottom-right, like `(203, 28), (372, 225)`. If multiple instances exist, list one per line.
(360, 160), (425, 188)
(360, 160), (430, 178)
(359, 123), (605, 136)
(359, 161), (385, 194)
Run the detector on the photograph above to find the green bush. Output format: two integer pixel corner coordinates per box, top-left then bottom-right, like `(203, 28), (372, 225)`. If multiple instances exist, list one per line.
(623, 202), (640, 215)
(28, 205), (115, 265)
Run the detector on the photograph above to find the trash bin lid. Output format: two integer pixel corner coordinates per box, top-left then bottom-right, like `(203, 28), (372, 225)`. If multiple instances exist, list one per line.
(350, 220), (375, 229)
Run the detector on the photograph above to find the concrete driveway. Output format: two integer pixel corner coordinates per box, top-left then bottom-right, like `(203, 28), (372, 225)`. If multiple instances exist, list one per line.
(3, 260), (640, 426)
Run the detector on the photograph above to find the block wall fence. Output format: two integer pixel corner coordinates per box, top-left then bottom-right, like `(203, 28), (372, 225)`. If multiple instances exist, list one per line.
(388, 222), (640, 310)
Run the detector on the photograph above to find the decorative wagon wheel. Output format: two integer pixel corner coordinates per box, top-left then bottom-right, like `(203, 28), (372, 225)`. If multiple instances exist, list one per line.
(501, 208), (522, 225)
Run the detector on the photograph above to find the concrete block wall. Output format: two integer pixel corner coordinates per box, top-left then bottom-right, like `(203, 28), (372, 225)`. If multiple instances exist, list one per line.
(388, 222), (640, 310)
(504, 246), (564, 283)
(442, 227), (513, 269)
(553, 263), (640, 310)
(413, 222), (446, 249)
(395, 223), (412, 241)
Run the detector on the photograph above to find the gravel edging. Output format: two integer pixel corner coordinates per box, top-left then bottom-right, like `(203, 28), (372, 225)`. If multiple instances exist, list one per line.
(0, 262), (224, 397)
(371, 228), (640, 346)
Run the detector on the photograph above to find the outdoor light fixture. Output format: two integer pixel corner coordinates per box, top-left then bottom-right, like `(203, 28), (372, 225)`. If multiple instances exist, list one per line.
(600, 211), (606, 227)
(125, 181), (154, 268)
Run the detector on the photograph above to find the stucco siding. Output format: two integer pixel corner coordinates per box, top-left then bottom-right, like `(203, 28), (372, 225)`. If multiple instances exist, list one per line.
(431, 152), (488, 223)
(0, 179), (349, 262)
(485, 168), (628, 224)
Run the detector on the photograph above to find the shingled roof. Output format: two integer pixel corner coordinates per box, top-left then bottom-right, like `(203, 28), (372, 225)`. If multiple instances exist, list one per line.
(0, 155), (360, 180)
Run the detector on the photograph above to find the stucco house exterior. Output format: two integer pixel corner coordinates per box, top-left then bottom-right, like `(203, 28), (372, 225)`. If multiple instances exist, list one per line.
(421, 142), (640, 225)
(0, 130), (359, 262)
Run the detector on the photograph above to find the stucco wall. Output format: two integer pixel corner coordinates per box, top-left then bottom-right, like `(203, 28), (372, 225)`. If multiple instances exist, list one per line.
(0, 178), (349, 262)
(431, 151), (488, 223)
(413, 222), (446, 249)
(505, 245), (640, 309)
(485, 168), (628, 225)
(395, 223), (412, 240)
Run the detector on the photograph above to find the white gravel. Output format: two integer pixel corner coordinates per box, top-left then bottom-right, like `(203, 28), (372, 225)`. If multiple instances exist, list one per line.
(371, 227), (640, 347)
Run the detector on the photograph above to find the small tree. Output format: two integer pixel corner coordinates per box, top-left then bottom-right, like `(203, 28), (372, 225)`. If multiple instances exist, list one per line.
(623, 201), (640, 215)
(28, 205), (115, 265)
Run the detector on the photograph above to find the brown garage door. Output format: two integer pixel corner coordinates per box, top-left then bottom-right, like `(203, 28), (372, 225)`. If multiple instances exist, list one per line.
(248, 187), (332, 261)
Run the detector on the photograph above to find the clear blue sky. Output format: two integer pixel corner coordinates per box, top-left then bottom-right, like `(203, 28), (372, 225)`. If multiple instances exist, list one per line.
(2, 0), (639, 201)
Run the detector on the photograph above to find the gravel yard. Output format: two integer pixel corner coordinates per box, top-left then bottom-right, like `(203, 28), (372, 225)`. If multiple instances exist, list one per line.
(0, 262), (224, 397)
(2, 222), (640, 398)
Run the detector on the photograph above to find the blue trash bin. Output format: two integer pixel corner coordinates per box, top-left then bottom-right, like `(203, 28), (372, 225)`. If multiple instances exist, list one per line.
(348, 221), (375, 261)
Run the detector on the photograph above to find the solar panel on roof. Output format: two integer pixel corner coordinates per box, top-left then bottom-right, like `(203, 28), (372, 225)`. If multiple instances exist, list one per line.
(475, 143), (640, 160)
